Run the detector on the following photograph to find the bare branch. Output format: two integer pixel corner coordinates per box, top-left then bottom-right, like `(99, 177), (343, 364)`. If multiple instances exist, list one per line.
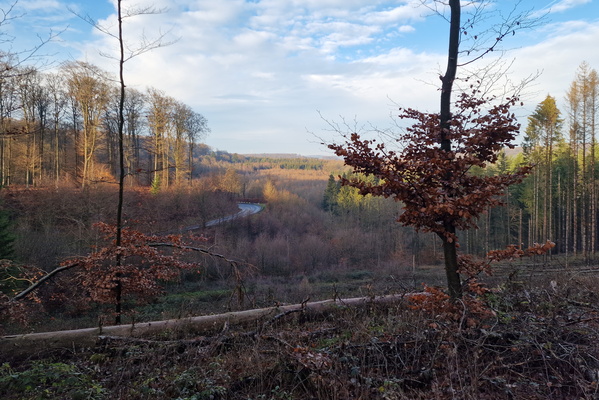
(147, 242), (242, 267)
(457, 57), (542, 100)
(420, 1), (546, 68)
(458, 2), (546, 67)
(123, 5), (168, 19)
(0, 0), (64, 76)
(68, 5), (179, 63)
(9, 262), (80, 302)
(0, 0), (23, 46)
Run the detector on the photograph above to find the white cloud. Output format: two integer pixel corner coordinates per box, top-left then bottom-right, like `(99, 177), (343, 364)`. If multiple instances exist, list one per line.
(547, 0), (592, 13)
(8, 0), (599, 154)
(18, 0), (61, 11)
(515, 21), (599, 86)
(398, 25), (416, 33)
(363, 3), (424, 24)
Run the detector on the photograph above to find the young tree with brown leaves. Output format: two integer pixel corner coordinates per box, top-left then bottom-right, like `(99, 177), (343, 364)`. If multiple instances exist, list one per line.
(74, 0), (174, 323)
(330, 92), (531, 298)
(329, 0), (539, 298)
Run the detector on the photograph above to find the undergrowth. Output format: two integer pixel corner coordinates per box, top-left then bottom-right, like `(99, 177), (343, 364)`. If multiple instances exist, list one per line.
(2, 274), (599, 399)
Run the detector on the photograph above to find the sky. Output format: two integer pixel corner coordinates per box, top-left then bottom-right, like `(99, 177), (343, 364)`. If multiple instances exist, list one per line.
(2, 0), (599, 156)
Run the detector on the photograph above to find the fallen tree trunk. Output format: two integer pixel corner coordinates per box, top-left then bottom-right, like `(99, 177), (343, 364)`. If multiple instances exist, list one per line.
(1, 294), (408, 360)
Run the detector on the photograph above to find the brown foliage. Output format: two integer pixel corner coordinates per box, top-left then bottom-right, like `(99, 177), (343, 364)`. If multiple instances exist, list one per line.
(408, 283), (495, 328)
(329, 92), (532, 242)
(487, 240), (556, 261)
(457, 241), (557, 279)
(0, 222), (209, 330)
(73, 222), (203, 306)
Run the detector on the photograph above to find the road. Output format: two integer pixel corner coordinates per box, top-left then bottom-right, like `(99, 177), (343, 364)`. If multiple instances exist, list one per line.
(205, 203), (263, 227)
(158, 203), (263, 235)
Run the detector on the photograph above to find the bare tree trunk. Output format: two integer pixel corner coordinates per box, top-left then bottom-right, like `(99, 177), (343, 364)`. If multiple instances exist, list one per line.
(0, 295), (407, 361)
(114, 0), (126, 325)
(518, 208), (522, 248)
(573, 146), (578, 255)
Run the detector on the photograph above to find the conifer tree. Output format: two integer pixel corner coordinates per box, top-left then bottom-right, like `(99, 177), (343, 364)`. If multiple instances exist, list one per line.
(0, 206), (14, 260)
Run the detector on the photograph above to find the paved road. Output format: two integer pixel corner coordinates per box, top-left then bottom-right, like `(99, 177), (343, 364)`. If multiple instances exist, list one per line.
(205, 203), (263, 227)
(159, 203), (263, 234)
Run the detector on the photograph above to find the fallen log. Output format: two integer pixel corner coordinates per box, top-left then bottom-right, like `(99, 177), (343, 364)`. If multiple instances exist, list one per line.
(0, 294), (408, 360)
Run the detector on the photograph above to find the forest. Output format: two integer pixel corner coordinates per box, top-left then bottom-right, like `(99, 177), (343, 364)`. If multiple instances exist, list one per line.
(1, 0), (599, 399)
(2, 57), (599, 264)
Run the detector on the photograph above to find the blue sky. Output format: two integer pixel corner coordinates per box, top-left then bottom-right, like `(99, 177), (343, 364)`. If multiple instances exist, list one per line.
(3, 0), (599, 155)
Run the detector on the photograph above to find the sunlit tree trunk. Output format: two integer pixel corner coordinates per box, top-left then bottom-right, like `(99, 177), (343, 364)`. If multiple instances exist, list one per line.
(64, 62), (110, 188)
(147, 88), (175, 190)
(185, 111), (210, 183)
(17, 70), (40, 187)
(589, 70), (598, 254)
(45, 73), (67, 185)
(172, 101), (191, 185)
(0, 69), (18, 186)
(123, 88), (145, 186)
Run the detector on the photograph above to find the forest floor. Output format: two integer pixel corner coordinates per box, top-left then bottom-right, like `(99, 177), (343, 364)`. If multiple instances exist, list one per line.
(1, 272), (599, 399)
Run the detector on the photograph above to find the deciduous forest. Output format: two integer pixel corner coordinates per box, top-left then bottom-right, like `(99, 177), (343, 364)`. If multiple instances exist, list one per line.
(1, 0), (599, 399)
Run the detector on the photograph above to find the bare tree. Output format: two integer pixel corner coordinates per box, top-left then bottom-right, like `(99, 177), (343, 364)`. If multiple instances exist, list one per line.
(146, 87), (175, 190)
(0, 63), (19, 186)
(122, 87), (146, 185)
(63, 62), (110, 188)
(72, 0), (175, 323)
(172, 101), (191, 185)
(44, 72), (67, 185)
(185, 110), (210, 182)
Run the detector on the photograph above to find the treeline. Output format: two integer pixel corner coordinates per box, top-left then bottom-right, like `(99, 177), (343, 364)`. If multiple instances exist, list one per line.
(243, 156), (326, 171)
(423, 62), (599, 259)
(317, 62), (599, 261)
(0, 61), (210, 189)
(513, 62), (598, 257)
(478, 61), (598, 258)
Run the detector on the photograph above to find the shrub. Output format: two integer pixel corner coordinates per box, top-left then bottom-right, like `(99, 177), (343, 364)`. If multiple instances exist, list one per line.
(0, 361), (106, 400)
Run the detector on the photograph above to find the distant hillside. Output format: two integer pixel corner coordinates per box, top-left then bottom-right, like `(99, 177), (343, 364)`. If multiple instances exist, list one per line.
(242, 153), (340, 160)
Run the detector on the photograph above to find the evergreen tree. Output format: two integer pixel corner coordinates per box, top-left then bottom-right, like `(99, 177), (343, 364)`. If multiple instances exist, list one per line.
(0, 205), (14, 260)
(523, 95), (563, 245)
(322, 174), (340, 212)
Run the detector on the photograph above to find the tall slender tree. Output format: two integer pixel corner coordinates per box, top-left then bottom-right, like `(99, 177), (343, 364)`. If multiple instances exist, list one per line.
(565, 62), (599, 257)
(330, 0), (537, 298)
(172, 101), (192, 185)
(184, 110), (210, 182)
(146, 88), (174, 190)
(63, 62), (110, 188)
(122, 88), (146, 185)
(73, 0), (174, 323)
(523, 95), (562, 245)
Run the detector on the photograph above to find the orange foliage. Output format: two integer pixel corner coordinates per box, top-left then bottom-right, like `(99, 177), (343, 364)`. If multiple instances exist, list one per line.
(409, 241), (556, 327)
(408, 282), (495, 328)
(487, 240), (556, 262)
(73, 222), (204, 306)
